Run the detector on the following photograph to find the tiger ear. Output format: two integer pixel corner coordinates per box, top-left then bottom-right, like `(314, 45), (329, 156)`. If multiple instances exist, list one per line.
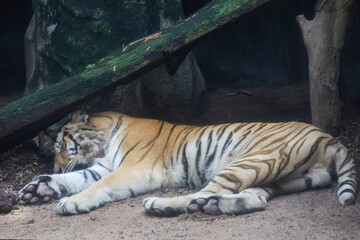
(71, 108), (89, 123)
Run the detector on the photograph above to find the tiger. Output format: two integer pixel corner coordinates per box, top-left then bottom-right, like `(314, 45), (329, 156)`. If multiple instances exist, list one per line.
(18, 110), (358, 216)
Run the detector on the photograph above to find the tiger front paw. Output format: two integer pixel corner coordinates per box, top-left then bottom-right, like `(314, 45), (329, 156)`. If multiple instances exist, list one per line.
(142, 197), (186, 216)
(56, 194), (97, 215)
(18, 175), (67, 205)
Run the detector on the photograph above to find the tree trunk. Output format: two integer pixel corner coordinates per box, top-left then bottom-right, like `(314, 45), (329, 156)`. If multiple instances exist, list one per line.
(296, 0), (355, 133)
(0, 0), (274, 151)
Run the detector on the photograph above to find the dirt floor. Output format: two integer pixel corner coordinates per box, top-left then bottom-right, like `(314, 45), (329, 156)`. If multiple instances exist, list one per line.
(1, 83), (360, 239)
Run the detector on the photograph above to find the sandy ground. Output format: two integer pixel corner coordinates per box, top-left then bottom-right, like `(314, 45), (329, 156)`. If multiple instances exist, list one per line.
(1, 188), (360, 239)
(1, 83), (360, 239)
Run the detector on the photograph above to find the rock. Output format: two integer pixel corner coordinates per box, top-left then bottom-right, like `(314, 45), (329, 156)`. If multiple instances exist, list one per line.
(0, 184), (18, 214)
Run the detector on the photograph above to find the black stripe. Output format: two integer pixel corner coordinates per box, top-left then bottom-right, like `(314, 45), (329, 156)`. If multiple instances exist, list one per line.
(324, 138), (339, 152)
(244, 123), (257, 131)
(221, 132), (233, 158)
(273, 125), (319, 181)
(170, 156), (175, 166)
(172, 127), (187, 148)
(266, 123), (280, 131)
(182, 143), (189, 185)
(294, 136), (327, 170)
(82, 171), (88, 182)
(94, 170), (102, 180)
(162, 124), (178, 159)
(273, 148), (292, 180)
(87, 170), (101, 181)
(196, 126), (208, 146)
(170, 127), (188, 163)
(234, 124), (245, 133)
(166, 125), (178, 144)
(217, 173), (239, 185)
(338, 179), (357, 191)
(232, 130), (251, 151)
(236, 164), (260, 185)
(120, 141), (141, 163)
(241, 124), (293, 155)
(338, 151), (352, 171)
(217, 124), (231, 140)
(141, 121), (165, 149)
(205, 145), (218, 169)
(176, 128), (193, 161)
(194, 125), (206, 135)
(109, 116), (123, 140)
(98, 163), (112, 172)
(211, 179), (237, 194)
(335, 147), (342, 154)
(112, 133), (128, 165)
(216, 125), (224, 135)
(338, 167), (356, 179)
(252, 123), (267, 135)
(257, 159), (276, 184)
(283, 136), (327, 178)
(195, 141), (203, 184)
(296, 138), (307, 155)
(182, 127), (195, 140)
(205, 130), (213, 159)
(245, 123), (295, 149)
(339, 188), (356, 197)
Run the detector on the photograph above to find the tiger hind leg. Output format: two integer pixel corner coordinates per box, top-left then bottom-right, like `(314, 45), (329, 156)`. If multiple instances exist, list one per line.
(186, 169), (332, 216)
(144, 163), (263, 216)
(143, 187), (271, 216)
(144, 165), (334, 216)
(144, 161), (275, 216)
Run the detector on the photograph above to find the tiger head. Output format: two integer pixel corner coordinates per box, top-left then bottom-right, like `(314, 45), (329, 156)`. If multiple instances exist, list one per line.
(53, 110), (107, 173)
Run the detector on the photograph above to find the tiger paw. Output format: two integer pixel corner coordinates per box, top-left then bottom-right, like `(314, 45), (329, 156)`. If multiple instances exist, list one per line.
(187, 197), (222, 215)
(142, 197), (186, 216)
(187, 191), (267, 215)
(18, 175), (66, 204)
(56, 195), (96, 215)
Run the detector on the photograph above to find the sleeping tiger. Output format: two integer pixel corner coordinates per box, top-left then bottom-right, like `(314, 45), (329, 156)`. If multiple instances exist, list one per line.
(18, 110), (358, 216)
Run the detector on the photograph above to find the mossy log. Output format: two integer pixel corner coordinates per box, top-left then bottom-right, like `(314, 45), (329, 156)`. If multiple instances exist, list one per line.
(0, 0), (274, 151)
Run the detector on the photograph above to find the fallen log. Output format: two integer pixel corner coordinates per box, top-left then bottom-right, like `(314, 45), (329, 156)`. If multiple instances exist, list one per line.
(0, 0), (274, 151)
